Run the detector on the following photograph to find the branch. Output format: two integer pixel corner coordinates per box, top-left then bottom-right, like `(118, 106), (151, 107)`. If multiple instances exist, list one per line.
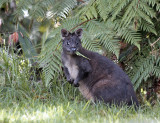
(53, 40), (62, 57)
(70, 18), (96, 31)
(29, 19), (34, 32)
(77, 0), (85, 3)
(150, 37), (160, 47)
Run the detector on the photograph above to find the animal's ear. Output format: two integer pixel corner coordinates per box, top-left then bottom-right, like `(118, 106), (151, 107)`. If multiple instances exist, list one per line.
(75, 28), (83, 39)
(61, 29), (69, 40)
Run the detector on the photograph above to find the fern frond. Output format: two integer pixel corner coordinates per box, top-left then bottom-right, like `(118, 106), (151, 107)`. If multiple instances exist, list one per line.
(14, 0), (33, 18)
(145, 0), (160, 11)
(132, 56), (154, 89)
(0, 0), (9, 7)
(136, 8), (153, 25)
(120, 0), (136, 27)
(99, 35), (120, 57)
(82, 31), (100, 52)
(129, 55), (160, 90)
(76, 0), (96, 20)
(96, 0), (111, 20)
(122, 29), (141, 47)
(54, 0), (77, 18)
(139, 1), (156, 18)
(111, 0), (130, 21)
(86, 20), (107, 35)
(140, 19), (157, 35)
(85, 19), (120, 56)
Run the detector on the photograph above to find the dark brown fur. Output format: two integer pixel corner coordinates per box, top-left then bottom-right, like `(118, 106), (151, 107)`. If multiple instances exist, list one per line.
(61, 29), (139, 107)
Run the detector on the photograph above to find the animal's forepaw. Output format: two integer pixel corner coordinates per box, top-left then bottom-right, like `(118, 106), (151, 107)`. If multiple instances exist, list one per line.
(67, 78), (74, 84)
(73, 83), (79, 87)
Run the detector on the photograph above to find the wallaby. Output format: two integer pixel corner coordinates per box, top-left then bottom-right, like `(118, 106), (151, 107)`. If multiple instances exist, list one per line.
(61, 28), (139, 106)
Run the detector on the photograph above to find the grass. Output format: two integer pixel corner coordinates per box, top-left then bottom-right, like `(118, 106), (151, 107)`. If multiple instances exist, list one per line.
(0, 92), (160, 123)
(0, 48), (160, 123)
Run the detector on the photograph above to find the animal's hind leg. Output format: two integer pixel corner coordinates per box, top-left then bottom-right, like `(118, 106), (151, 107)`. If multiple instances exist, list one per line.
(92, 80), (128, 105)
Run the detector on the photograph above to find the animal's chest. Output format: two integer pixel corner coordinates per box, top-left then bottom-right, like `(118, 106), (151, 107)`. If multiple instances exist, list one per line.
(64, 60), (79, 80)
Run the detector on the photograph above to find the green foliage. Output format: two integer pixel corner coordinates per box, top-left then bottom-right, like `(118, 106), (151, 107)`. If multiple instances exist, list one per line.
(39, 0), (160, 92)
(0, 48), (32, 102)
(0, 0), (77, 20)
(125, 48), (160, 90)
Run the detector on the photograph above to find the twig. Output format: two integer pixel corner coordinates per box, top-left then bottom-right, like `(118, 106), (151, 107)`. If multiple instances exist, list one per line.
(137, 0), (140, 8)
(70, 18), (96, 31)
(53, 40), (62, 57)
(77, 0), (85, 3)
(29, 19), (34, 32)
(150, 37), (160, 58)
(150, 37), (160, 47)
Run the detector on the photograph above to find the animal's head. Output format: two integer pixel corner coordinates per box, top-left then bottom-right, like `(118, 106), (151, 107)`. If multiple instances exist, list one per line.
(61, 28), (83, 55)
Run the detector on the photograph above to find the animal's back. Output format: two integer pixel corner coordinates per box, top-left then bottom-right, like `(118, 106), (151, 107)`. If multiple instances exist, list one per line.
(78, 47), (139, 106)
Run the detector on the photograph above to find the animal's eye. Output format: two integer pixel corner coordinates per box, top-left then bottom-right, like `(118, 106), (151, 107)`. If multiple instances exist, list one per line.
(67, 42), (69, 45)
(76, 42), (79, 45)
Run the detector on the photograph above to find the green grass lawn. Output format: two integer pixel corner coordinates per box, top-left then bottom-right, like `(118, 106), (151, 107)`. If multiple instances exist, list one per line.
(0, 97), (160, 123)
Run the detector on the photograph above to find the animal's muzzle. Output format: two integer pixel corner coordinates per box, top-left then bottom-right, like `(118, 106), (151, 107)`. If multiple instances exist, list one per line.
(71, 48), (77, 52)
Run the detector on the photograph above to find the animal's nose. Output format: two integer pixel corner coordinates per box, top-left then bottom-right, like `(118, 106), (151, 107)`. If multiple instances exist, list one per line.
(71, 47), (76, 52)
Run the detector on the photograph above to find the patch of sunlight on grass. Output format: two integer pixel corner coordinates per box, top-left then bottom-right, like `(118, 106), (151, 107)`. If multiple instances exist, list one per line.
(0, 105), (66, 122)
(0, 100), (160, 123)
